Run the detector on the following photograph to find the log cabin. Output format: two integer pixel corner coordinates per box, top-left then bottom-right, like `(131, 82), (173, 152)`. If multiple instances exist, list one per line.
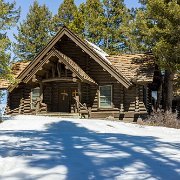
(0, 27), (169, 121)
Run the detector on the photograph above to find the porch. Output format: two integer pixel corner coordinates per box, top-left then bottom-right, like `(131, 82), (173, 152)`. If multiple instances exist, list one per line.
(33, 81), (92, 118)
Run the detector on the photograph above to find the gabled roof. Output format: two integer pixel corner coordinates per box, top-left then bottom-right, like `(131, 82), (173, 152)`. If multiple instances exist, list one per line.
(7, 27), (132, 92)
(54, 49), (97, 85)
(108, 54), (155, 83)
(22, 49), (97, 85)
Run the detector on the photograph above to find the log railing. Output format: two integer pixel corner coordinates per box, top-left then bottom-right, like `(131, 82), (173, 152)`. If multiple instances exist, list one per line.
(73, 96), (91, 118)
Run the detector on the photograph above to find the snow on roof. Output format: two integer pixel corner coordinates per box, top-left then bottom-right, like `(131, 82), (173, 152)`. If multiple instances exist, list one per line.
(85, 40), (112, 65)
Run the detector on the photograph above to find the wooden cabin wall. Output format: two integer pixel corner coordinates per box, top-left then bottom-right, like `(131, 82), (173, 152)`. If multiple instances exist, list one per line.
(81, 83), (91, 106)
(124, 86), (136, 112)
(80, 58), (123, 118)
(139, 85), (148, 114)
(121, 85), (147, 120)
(23, 84), (32, 114)
(6, 83), (32, 115)
(7, 85), (22, 115)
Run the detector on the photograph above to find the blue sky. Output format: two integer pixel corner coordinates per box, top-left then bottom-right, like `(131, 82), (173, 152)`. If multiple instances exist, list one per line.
(7, 0), (141, 42)
(9, 0), (140, 22)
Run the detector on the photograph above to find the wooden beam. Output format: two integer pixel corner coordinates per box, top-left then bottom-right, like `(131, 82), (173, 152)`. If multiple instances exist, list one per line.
(78, 81), (81, 102)
(23, 51), (56, 83)
(57, 62), (61, 77)
(55, 50), (97, 85)
(42, 77), (75, 83)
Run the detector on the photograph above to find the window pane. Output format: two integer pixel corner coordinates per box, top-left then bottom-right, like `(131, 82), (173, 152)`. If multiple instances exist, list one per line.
(100, 86), (111, 96)
(99, 85), (112, 108)
(100, 97), (111, 107)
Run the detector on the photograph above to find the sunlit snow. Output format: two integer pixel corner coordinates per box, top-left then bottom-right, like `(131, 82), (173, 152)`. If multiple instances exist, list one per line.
(85, 40), (111, 65)
(0, 115), (180, 180)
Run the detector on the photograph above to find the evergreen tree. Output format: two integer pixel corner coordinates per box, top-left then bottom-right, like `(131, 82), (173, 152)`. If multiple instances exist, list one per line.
(0, 0), (20, 79)
(84, 0), (104, 44)
(14, 0), (53, 61)
(102, 0), (128, 53)
(137, 0), (180, 110)
(53, 0), (77, 32)
(120, 8), (151, 53)
(68, 3), (86, 37)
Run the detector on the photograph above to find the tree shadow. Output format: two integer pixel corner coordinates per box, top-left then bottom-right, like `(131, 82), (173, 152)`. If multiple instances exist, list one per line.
(0, 120), (180, 179)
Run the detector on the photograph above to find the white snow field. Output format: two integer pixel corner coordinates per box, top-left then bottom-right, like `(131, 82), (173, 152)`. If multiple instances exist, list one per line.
(0, 115), (180, 180)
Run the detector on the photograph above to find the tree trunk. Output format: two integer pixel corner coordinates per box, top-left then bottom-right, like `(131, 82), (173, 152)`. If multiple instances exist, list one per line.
(163, 70), (174, 111)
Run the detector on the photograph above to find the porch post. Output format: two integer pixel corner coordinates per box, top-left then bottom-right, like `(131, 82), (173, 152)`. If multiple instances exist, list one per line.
(74, 81), (81, 113)
(120, 86), (124, 112)
(78, 81), (81, 102)
(35, 82), (43, 114)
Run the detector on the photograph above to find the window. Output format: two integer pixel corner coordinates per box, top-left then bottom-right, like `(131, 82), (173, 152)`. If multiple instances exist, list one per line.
(99, 85), (112, 108)
(31, 87), (40, 109)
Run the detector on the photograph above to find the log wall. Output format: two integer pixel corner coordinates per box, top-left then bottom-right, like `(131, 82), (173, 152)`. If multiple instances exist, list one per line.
(6, 83), (32, 115)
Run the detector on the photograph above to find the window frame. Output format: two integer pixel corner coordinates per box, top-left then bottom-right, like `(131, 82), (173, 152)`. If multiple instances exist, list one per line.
(99, 85), (113, 108)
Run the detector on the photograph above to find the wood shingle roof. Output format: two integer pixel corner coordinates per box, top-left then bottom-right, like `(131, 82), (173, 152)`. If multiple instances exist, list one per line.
(0, 61), (30, 89)
(108, 54), (155, 83)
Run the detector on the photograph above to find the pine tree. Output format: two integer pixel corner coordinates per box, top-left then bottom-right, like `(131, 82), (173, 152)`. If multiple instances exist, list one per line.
(120, 8), (151, 53)
(0, 0), (20, 79)
(102, 0), (128, 54)
(68, 3), (86, 37)
(83, 0), (104, 44)
(137, 0), (180, 110)
(53, 0), (77, 33)
(14, 1), (53, 61)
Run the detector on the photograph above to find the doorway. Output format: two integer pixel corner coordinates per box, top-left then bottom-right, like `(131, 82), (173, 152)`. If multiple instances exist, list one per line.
(58, 86), (78, 112)
(58, 88), (70, 112)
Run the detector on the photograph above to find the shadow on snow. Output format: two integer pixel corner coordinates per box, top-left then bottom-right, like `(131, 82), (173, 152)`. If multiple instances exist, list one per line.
(0, 120), (180, 179)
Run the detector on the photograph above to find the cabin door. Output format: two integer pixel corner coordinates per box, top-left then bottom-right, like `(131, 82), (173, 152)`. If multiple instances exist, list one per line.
(58, 88), (70, 112)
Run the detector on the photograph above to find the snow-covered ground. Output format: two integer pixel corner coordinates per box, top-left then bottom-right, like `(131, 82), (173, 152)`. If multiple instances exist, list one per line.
(0, 115), (180, 180)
